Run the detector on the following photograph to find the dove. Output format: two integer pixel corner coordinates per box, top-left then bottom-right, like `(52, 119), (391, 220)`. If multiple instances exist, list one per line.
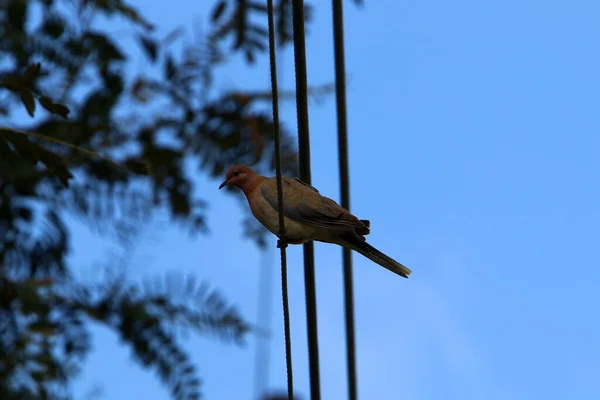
(219, 165), (411, 278)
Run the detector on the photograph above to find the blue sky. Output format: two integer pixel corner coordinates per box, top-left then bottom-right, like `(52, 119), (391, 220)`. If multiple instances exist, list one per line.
(68, 0), (600, 399)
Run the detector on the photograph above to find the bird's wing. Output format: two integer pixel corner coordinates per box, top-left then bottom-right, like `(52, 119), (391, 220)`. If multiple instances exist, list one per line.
(260, 177), (368, 233)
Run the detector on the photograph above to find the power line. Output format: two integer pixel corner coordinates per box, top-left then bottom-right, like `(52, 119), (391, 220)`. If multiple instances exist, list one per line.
(266, 0), (294, 398)
(291, 1), (322, 399)
(331, 0), (358, 398)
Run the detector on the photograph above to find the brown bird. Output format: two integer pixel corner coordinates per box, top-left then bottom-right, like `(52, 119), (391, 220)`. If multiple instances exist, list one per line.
(219, 165), (411, 278)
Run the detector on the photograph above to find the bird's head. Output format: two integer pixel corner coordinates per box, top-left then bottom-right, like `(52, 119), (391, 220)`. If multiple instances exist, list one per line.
(218, 165), (256, 191)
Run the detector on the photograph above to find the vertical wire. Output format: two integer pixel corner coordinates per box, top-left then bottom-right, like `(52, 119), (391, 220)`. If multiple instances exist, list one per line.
(331, 0), (358, 398)
(291, 1), (322, 399)
(266, 0), (294, 398)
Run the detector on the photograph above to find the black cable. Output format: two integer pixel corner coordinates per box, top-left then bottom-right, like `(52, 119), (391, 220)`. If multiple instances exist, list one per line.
(266, 0), (293, 398)
(291, 1), (321, 399)
(331, 0), (357, 398)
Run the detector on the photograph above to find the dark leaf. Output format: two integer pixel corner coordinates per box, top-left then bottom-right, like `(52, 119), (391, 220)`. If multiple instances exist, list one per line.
(64, 38), (86, 57)
(1, 74), (23, 91)
(83, 32), (126, 62)
(39, 96), (70, 119)
(48, 104), (70, 119)
(15, 206), (33, 222)
(162, 27), (185, 45)
(41, 17), (65, 38)
(22, 63), (42, 86)
(248, 38), (267, 52)
(39, 95), (53, 109)
(6, 0), (27, 33)
(165, 54), (177, 80)
(114, 2), (155, 30)
(19, 89), (36, 117)
(249, 25), (269, 38)
(244, 49), (255, 64)
(138, 35), (158, 62)
(211, 1), (227, 22)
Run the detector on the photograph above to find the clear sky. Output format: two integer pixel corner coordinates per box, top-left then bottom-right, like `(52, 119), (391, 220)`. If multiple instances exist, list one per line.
(70, 0), (600, 399)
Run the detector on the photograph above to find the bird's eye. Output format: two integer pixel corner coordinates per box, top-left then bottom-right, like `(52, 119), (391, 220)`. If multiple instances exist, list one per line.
(233, 170), (240, 177)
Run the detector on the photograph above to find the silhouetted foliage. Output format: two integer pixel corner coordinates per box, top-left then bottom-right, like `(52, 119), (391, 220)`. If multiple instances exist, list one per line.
(0, 272), (248, 399)
(0, 0), (299, 398)
(0, 0), (361, 398)
(209, 0), (361, 63)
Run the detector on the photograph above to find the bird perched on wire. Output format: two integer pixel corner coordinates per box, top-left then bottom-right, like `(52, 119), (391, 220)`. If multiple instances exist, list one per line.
(219, 165), (412, 278)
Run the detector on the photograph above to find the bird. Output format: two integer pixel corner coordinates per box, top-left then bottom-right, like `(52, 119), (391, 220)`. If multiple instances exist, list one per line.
(219, 165), (412, 278)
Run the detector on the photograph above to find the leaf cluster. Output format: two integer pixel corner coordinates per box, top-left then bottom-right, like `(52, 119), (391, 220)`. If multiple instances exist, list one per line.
(0, 0), (360, 397)
(0, 272), (248, 400)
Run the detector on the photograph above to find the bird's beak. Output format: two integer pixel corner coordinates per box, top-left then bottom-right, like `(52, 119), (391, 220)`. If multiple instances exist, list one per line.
(218, 180), (229, 190)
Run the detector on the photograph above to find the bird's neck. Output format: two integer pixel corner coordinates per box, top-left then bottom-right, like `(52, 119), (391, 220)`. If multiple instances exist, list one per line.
(242, 175), (267, 197)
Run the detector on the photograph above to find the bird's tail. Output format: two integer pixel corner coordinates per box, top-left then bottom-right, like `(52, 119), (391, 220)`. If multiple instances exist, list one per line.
(337, 234), (412, 278)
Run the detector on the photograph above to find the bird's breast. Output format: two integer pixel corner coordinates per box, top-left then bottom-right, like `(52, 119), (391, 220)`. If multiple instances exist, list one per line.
(249, 194), (319, 242)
